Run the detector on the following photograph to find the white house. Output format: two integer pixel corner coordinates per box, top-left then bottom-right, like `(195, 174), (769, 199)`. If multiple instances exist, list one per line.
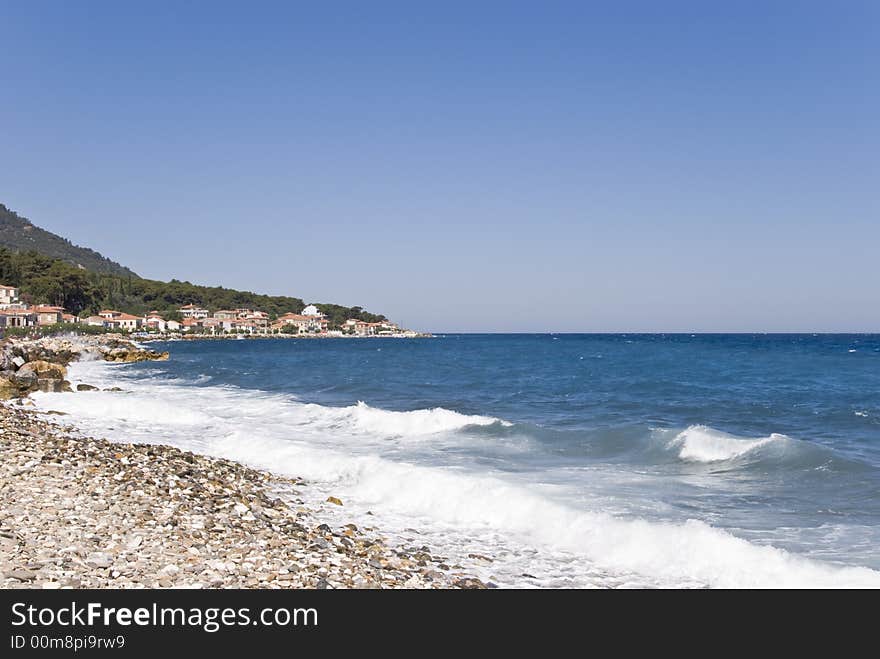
(106, 313), (142, 331)
(166, 319), (181, 332)
(0, 285), (19, 307)
(144, 314), (167, 331)
(302, 304), (324, 317)
(273, 313), (318, 334)
(179, 304), (209, 319)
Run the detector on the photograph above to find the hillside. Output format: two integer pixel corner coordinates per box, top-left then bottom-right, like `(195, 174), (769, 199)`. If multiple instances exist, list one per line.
(0, 204), (138, 278)
(0, 203), (387, 328)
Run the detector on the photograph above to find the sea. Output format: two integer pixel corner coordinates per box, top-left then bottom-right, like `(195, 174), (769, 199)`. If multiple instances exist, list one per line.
(31, 334), (880, 588)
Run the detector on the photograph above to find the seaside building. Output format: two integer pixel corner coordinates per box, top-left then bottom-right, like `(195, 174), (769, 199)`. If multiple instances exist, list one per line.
(377, 321), (401, 335)
(213, 310), (237, 320)
(202, 318), (223, 334)
(0, 308), (37, 328)
(301, 304), (324, 317)
(32, 305), (65, 326)
(181, 318), (203, 332)
(179, 304), (209, 319)
(343, 319), (377, 336)
(143, 314), (167, 331)
(85, 316), (107, 327)
(99, 309), (122, 320)
(0, 284), (20, 307)
(62, 313), (77, 324)
(105, 313), (143, 331)
(274, 313), (327, 334)
(165, 319), (182, 332)
(241, 310), (270, 329)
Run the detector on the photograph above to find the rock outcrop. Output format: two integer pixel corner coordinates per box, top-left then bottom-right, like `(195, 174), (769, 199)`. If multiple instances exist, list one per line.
(103, 348), (170, 363)
(0, 334), (168, 400)
(17, 360), (67, 381)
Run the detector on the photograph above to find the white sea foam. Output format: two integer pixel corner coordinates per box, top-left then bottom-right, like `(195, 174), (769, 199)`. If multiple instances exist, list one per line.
(291, 400), (507, 438)
(669, 425), (784, 463)
(29, 359), (880, 589)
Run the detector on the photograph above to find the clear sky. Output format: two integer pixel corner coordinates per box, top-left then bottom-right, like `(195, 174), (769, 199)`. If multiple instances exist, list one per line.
(1, 1), (877, 332)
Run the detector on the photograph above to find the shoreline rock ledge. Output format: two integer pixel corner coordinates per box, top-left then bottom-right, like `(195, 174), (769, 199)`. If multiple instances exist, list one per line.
(0, 334), (168, 399)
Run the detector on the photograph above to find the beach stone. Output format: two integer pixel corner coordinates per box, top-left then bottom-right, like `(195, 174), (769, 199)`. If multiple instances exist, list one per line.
(11, 356), (25, 369)
(12, 370), (38, 388)
(19, 360), (67, 380)
(86, 552), (113, 568)
(453, 578), (488, 589)
(0, 376), (21, 400)
(326, 496), (343, 506)
(5, 569), (36, 582)
(104, 349), (169, 363)
(77, 384), (98, 391)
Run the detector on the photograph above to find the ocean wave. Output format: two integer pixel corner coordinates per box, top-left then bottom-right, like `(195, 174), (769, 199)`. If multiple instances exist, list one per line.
(339, 401), (508, 437)
(30, 359), (880, 588)
(666, 425), (787, 463)
(211, 431), (880, 588)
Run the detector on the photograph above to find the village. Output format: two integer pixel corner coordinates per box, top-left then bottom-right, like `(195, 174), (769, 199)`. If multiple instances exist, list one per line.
(0, 285), (420, 338)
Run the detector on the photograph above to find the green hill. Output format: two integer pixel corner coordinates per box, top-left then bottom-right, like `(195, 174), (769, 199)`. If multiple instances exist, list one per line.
(0, 204), (138, 278)
(0, 204), (387, 328)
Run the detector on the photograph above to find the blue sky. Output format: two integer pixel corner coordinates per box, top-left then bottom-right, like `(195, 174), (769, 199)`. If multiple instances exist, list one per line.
(1, 1), (877, 331)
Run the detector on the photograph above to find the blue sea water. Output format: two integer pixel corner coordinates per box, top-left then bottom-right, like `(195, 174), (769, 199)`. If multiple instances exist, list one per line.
(36, 334), (880, 587)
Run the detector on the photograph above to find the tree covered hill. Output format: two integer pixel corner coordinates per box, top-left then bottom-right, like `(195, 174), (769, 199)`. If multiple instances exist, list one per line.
(0, 204), (138, 278)
(0, 248), (387, 327)
(0, 204), (387, 328)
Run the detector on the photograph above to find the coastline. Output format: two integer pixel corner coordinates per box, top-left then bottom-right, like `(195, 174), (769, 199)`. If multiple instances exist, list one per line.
(148, 331), (434, 342)
(0, 335), (486, 589)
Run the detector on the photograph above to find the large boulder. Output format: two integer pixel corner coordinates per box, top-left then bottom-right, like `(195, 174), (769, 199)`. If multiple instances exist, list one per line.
(0, 374), (21, 400)
(104, 349), (169, 363)
(0, 370), (39, 399)
(13, 340), (80, 366)
(11, 369), (38, 390)
(18, 360), (68, 380)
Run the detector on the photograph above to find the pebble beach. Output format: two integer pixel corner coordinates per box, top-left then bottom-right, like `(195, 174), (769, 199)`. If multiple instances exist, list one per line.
(0, 335), (487, 589)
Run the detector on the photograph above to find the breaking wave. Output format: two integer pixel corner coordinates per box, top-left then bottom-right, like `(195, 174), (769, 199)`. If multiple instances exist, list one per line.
(668, 425), (788, 463)
(27, 358), (880, 588)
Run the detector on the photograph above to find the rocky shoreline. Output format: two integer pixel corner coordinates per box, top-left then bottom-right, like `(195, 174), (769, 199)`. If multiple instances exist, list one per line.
(1, 334), (168, 398)
(0, 334), (487, 589)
